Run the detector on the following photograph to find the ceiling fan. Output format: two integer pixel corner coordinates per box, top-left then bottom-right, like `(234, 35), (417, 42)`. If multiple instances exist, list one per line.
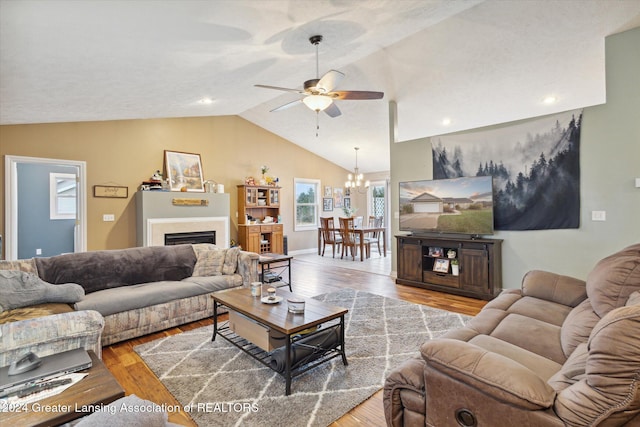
(255, 35), (384, 118)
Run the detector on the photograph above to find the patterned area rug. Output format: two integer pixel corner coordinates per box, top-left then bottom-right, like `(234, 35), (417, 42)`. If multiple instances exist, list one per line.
(134, 289), (471, 427)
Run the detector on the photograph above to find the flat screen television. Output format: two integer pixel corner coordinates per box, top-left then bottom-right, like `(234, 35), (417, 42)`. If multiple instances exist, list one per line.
(399, 176), (494, 236)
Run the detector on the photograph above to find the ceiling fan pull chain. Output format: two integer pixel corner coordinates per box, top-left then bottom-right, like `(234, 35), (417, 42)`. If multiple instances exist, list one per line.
(316, 111), (320, 137)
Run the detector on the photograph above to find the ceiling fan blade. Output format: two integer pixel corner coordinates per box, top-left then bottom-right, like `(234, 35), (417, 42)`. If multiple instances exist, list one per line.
(270, 99), (302, 112)
(331, 90), (384, 100)
(324, 102), (341, 118)
(255, 84), (306, 95)
(316, 70), (344, 93)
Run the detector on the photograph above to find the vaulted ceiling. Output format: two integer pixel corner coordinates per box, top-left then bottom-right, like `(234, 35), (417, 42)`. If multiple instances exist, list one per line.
(1, 0), (639, 173)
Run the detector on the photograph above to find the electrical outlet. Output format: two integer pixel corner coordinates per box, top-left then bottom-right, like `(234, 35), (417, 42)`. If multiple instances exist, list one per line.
(103, 214), (115, 222)
(36, 248), (42, 255)
(591, 211), (606, 221)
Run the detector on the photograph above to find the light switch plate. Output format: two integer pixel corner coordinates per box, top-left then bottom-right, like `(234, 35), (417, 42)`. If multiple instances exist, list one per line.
(103, 214), (115, 222)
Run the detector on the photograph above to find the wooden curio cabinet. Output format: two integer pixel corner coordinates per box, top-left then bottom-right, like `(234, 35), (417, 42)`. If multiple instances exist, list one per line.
(395, 235), (502, 300)
(237, 185), (284, 254)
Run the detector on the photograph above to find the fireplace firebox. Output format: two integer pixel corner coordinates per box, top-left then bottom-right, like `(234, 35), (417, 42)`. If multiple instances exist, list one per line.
(164, 231), (216, 246)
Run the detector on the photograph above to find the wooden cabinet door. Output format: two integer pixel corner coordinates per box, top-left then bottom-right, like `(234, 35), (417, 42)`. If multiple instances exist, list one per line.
(268, 188), (280, 207)
(459, 248), (489, 293)
(247, 228), (261, 253)
(271, 225), (284, 254)
(245, 187), (258, 206)
(397, 238), (422, 282)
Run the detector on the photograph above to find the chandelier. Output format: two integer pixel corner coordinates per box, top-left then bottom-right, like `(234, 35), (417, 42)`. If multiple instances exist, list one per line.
(345, 147), (370, 193)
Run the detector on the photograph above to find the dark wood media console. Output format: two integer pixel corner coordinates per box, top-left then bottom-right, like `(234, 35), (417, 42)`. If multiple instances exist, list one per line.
(396, 235), (502, 300)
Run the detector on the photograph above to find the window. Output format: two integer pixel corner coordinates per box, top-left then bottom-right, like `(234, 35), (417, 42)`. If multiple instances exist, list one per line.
(50, 173), (77, 220)
(294, 178), (320, 231)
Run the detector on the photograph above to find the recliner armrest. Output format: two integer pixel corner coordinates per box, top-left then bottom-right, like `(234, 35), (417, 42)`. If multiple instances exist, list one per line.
(521, 270), (587, 307)
(421, 338), (556, 410)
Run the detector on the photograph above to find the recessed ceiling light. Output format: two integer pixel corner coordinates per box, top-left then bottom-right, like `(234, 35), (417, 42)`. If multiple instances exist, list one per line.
(442, 118), (451, 126)
(543, 95), (558, 105)
(198, 98), (214, 105)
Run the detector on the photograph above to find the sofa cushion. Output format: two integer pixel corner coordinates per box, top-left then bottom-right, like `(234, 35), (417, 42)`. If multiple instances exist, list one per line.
(192, 248), (226, 276)
(554, 304), (640, 426)
(422, 338), (556, 410)
(468, 335), (562, 381)
(586, 243), (640, 317)
(560, 299), (600, 358)
(74, 275), (241, 316)
(35, 245), (196, 294)
(547, 342), (588, 392)
(0, 270), (84, 312)
(223, 246), (240, 275)
(521, 270), (587, 307)
(0, 259), (38, 274)
(489, 313), (565, 364)
(0, 302), (74, 325)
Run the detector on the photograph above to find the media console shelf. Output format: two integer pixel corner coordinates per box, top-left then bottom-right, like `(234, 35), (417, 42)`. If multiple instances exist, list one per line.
(396, 235), (502, 300)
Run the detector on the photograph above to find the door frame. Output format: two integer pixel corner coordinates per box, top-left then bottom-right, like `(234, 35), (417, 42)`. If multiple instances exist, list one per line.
(4, 155), (87, 260)
(367, 179), (391, 251)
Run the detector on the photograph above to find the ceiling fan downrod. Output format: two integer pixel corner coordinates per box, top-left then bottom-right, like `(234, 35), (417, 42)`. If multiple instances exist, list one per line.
(309, 35), (323, 79)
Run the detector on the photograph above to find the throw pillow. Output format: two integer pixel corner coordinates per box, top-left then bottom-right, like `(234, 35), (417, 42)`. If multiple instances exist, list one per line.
(223, 246), (240, 275)
(0, 270), (84, 313)
(192, 248), (227, 277)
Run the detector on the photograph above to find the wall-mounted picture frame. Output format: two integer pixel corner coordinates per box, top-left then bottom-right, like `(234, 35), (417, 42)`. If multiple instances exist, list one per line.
(344, 197), (351, 209)
(324, 185), (332, 197)
(333, 187), (343, 209)
(323, 197), (334, 212)
(93, 185), (128, 198)
(164, 150), (204, 192)
(433, 258), (450, 273)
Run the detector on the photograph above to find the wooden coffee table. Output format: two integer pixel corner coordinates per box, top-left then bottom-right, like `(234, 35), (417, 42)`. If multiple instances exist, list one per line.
(2, 351), (125, 426)
(212, 287), (348, 395)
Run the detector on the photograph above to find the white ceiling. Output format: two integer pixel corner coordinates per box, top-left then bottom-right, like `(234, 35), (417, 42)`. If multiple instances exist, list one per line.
(1, 0), (639, 173)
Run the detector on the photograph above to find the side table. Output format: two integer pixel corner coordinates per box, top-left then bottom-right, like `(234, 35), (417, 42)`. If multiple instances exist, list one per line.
(258, 253), (293, 292)
(1, 351), (125, 426)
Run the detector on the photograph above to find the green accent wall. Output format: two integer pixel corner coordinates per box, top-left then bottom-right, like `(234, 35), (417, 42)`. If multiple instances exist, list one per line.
(390, 27), (640, 287)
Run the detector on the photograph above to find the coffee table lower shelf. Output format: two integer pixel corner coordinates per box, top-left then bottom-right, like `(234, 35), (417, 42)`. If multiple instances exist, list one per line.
(212, 312), (347, 396)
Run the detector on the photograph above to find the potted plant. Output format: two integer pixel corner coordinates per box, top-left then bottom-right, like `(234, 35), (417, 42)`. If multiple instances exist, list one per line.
(451, 258), (459, 276)
(342, 206), (358, 217)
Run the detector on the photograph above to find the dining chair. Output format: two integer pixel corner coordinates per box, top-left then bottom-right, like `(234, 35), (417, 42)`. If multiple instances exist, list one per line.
(366, 216), (384, 255)
(320, 217), (342, 258)
(339, 217), (370, 260)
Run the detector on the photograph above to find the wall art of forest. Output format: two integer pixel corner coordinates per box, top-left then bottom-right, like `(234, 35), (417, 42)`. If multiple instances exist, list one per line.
(433, 112), (581, 230)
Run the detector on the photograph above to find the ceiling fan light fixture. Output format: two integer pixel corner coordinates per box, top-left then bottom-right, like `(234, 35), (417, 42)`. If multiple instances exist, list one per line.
(303, 95), (332, 112)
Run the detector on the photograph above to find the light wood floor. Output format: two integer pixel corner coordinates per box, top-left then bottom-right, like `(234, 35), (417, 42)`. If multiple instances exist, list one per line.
(102, 253), (486, 426)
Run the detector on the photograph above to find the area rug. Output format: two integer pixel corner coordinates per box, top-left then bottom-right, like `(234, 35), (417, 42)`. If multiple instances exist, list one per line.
(134, 289), (471, 427)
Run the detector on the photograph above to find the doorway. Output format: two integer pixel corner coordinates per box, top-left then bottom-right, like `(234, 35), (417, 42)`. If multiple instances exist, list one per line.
(4, 155), (87, 260)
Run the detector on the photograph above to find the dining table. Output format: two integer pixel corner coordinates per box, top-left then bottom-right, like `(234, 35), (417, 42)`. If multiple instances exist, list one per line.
(317, 225), (387, 261)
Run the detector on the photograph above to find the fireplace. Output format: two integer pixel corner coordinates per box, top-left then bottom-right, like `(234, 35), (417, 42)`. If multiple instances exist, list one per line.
(136, 192), (230, 248)
(164, 231), (216, 246)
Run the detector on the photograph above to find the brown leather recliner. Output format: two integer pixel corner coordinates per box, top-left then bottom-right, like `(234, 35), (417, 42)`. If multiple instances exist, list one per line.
(384, 243), (640, 426)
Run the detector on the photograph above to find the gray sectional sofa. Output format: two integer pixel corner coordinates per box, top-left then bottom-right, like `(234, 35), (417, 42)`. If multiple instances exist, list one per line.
(0, 244), (259, 348)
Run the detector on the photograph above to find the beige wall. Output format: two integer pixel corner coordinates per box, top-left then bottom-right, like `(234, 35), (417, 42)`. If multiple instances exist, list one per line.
(1, 115), (370, 253)
(390, 27), (640, 288)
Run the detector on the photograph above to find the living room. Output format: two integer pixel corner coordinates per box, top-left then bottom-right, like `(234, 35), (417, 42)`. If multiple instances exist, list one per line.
(1, 1), (640, 426)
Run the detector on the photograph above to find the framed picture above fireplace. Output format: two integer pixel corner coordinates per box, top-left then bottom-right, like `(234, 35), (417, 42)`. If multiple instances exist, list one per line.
(164, 150), (205, 192)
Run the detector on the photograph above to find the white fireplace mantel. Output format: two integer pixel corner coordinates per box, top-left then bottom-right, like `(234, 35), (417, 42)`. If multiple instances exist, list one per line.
(136, 191), (231, 247)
